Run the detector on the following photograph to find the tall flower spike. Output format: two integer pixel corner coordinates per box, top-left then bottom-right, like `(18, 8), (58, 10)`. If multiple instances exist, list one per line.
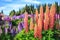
(49, 4), (56, 30)
(55, 14), (58, 20)
(39, 5), (44, 29)
(24, 11), (28, 33)
(30, 18), (34, 30)
(34, 24), (38, 38)
(40, 5), (44, 21)
(56, 14), (60, 30)
(50, 4), (56, 17)
(37, 5), (43, 39)
(18, 22), (23, 32)
(44, 4), (49, 31)
(38, 14), (42, 39)
(35, 9), (38, 24)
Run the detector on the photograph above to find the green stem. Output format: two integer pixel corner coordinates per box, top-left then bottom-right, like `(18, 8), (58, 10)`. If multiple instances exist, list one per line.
(49, 34), (50, 40)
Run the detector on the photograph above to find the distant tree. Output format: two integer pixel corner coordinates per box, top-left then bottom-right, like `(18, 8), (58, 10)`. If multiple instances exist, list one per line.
(1, 10), (3, 14)
(55, 2), (59, 14)
(25, 4), (30, 14)
(9, 10), (16, 16)
(37, 4), (41, 13)
(59, 5), (60, 13)
(29, 4), (35, 14)
(16, 9), (21, 16)
(19, 9), (21, 14)
(43, 4), (46, 13)
(21, 8), (25, 14)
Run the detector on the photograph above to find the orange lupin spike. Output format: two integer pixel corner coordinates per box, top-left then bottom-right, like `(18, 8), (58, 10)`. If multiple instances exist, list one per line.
(39, 5), (44, 29)
(24, 11), (28, 33)
(34, 24), (38, 38)
(30, 18), (34, 30)
(40, 5), (44, 21)
(44, 4), (49, 31)
(50, 4), (56, 17)
(49, 4), (56, 30)
(38, 16), (42, 39)
(35, 9), (38, 24)
(37, 5), (44, 39)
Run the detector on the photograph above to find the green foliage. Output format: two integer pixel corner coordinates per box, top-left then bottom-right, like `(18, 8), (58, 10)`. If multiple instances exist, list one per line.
(59, 6), (60, 13)
(55, 2), (59, 14)
(16, 9), (21, 16)
(0, 27), (14, 40)
(42, 29), (55, 40)
(14, 30), (38, 40)
(11, 19), (22, 26)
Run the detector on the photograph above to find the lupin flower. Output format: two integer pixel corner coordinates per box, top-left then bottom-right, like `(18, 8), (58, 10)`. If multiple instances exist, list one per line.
(37, 5), (43, 39)
(56, 14), (60, 30)
(21, 22), (24, 28)
(44, 5), (49, 31)
(50, 4), (56, 17)
(35, 9), (38, 24)
(4, 16), (11, 21)
(57, 14), (59, 20)
(30, 18), (34, 30)
(49, 4), (56, 30)
(39, 5), (44, 29)
(16, 16), (21, 19)
(11, 27), (17, 36)
(39, 5), (44, 21)
(55, 14), (58, 20)
(20, 14), (25, 18)
(12, 15), (17, 20)
(24, 11), (28, 33)
(37, 14), (42, 39)
(59, 13), (60, 19)
(18, 22), (23, 32)
(34, 24), (38, 38)
(9, 21), (12, 29)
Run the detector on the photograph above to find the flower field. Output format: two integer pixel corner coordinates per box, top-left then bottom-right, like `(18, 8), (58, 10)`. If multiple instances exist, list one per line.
(0, 4), (60, 40)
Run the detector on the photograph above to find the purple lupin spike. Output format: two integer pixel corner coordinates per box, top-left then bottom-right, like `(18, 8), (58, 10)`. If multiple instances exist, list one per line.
(55, 14), (58, 20)
(21, 14), (25, 18)
(58, 14), (59, 20)
(12, 15), (16, 20)
(4, 16), (11, 21)
(11, 27), (16, 36)
(18, 22), (23, 32)
(9, 21), (12, 29)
